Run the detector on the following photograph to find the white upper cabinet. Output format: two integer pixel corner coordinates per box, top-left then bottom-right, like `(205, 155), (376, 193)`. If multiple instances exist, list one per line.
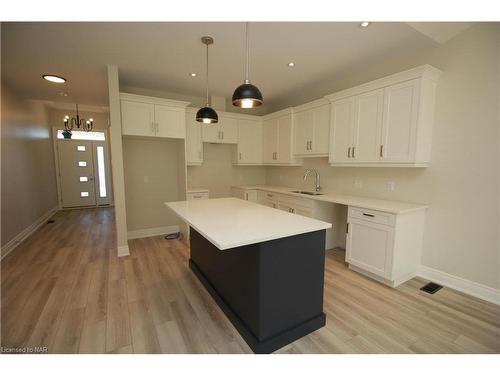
(262, 108), (302, 165)
(185, 109), (203, 166)
(234, 118), (263, 165)
(293, 99), (330, 157)
(202, 113), (238, 144)
(326, 65), (441, 167)
(120, 93), (189, 139)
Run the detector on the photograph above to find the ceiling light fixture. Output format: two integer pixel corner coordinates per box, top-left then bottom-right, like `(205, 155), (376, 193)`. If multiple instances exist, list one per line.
(287, 62), (295, 67)
(360, 22), (371, 28)
(190, 72), (197, 77)
(196, 36), (218, 124)
(42, 74), (66, 83)
(232, 22), (263, 108)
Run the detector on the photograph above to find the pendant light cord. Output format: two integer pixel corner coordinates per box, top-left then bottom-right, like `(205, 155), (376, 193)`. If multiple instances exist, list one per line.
(206, 41), (209, 106)
(245, 22), (249, 83)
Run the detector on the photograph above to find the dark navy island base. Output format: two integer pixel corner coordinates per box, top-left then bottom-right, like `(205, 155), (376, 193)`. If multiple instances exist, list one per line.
(189, 227), (327, 354)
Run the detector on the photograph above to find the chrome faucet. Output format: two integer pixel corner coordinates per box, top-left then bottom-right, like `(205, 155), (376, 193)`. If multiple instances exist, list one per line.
(303, 168), (321, 192)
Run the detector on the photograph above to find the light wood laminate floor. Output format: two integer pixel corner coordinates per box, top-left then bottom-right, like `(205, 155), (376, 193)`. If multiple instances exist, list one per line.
(1, 208), (499, 354)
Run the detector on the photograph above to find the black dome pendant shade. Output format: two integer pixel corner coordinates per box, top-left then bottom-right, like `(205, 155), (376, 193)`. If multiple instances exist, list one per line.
(232, 23), (263, 108)
(196, 106), (218, 123)
(196, 36), (218, 124)
(232, 80), (263, 108)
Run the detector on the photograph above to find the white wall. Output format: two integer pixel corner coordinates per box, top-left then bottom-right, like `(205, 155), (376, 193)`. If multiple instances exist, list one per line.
(266, 23), (500, 290)
(1, 85), (59, 252)
(188, 143), (267, 198)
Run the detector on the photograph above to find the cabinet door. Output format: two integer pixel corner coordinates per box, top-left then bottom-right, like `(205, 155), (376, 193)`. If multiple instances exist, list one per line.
(293, 206), (313, 218)
(202, 122), (221, 143)
(186, 116), (203, 165)
(155, 104), (185, 139)
(262, 118), (278, 163)
(352, 89), (384, 162)
(330, 97), (354, 163)
(311, 104), (330, 155)
(244, 190), (258, 202)
(277, 114), (293, 163)
(219, 116), (238, 144)
(346, 218), (394, 278)
(293, 110), (313, 156)
(121, 100), (155, 137)
(237, 119), (262, 164)
(380, 79), (420, 162)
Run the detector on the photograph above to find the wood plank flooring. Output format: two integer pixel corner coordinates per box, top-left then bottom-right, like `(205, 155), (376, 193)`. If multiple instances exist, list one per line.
(1, 207), (499, 353)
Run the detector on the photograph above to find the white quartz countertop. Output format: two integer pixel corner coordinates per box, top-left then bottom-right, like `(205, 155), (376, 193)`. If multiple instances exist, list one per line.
(165, 197), (331, 250)
(232, 185), (427, 214)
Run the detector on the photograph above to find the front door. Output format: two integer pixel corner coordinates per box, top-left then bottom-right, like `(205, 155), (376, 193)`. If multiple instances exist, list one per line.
(58, 140), (96, 207)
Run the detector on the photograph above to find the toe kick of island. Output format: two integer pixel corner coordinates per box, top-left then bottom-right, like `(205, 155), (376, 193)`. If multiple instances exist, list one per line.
(188, 227), (327, 354)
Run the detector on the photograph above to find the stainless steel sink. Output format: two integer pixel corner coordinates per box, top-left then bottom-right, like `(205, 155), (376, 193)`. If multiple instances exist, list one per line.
(291, 190), (324, 196)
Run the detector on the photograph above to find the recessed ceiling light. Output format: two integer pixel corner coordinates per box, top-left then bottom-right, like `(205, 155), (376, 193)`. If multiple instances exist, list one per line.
(59, 91), (68, 97)
(42, 74), (66, 83)
(287, 62), (295, 67)
(360, 22), (371, 28)
(189, 72), (197, 77)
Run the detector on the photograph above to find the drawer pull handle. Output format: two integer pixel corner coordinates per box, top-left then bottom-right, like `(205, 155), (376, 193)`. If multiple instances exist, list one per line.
(362, 213), (375, 217)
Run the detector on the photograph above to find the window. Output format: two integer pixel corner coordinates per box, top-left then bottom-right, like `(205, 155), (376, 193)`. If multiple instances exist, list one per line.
(77, 145), (86, 151)
(78, 161), (87, 167)
(57, 130), (105, 141)
(96, 146), (107, 198)
(80, 176), (88, 182)
(80, 192), (89, 197)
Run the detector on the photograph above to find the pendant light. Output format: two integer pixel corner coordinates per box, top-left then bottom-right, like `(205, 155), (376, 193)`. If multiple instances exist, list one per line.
(196, 36), (218, 124)
(232, 22), (263, 108)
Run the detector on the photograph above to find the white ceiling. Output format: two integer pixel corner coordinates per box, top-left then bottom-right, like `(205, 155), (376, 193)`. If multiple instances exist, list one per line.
(1, 22), (466, 111)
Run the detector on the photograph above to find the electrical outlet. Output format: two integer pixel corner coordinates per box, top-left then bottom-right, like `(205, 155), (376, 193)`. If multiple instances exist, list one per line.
(387, 181), (396, 191)
(354, 179), (363, 189)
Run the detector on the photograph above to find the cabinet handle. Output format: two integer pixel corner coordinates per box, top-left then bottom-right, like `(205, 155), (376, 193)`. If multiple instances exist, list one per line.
(309, 141), (312, 150)
(347, 147), (351, 158)
(151, 122), (155, 134)
(272, 203), (276, 208)
(193, 195), (203, 199)
(266, 194), (273, 197)
(362, 213), (375, 218)
(239, 152), (242, 160)
(352, 147), (355, 158)
(306, 141), (309, 150)
(245, 193), (248, 200)
(346, 223), (349, 233)
(380, 145), (384, 158)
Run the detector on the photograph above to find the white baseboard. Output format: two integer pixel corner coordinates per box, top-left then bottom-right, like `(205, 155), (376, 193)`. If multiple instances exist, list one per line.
(418, 265), (500, 305)
(127, 225), (180, 240)
(117, 245), (130, 257)
(1, 206), (59, 260)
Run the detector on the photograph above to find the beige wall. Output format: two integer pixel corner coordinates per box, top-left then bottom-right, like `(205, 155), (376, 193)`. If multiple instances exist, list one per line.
(266, 23), (500, 289)
(187, 143), (267, 198)
(1, 85), (58, 250)
(123, 137), (185, 231)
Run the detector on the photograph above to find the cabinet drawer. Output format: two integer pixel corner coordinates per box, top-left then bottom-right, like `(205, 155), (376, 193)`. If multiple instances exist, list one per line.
(348, 207), (395, 226)
(279, 194), (314, 210)
(187, 192), (209, 200)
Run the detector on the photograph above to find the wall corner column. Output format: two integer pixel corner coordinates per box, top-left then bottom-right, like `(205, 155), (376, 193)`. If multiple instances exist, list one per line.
(107, 65), (129, 257)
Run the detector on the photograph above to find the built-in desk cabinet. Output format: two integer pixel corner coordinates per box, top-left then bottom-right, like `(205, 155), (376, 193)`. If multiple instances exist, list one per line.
(326, 65), (441, 167)
(120, 93), (189, 139)
(293, 99), (330, 157)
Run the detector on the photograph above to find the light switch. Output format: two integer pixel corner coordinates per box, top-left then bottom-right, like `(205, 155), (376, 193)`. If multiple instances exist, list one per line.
(354, 179), (363, 189)
(387, 181), (396, 191)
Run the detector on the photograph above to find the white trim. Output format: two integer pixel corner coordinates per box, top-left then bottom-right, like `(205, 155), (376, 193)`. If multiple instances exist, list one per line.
(418, 265), (500, 305)
(117, 245), (130, 257)
(294, 98), (329, 113)
(120, 92), (190, 108)
(127, 225), (180, 240)
(325, 64), (442, 102)
(1, 206), (59, 260)
(262, 107), (293, 120)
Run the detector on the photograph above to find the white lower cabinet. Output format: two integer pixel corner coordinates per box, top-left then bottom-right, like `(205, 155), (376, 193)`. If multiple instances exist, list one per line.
(346, 206), (425, 287)
(231, 187), (258, 202)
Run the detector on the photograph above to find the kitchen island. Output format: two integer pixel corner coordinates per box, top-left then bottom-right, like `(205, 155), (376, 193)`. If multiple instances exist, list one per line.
(165, 197), (332, 353)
